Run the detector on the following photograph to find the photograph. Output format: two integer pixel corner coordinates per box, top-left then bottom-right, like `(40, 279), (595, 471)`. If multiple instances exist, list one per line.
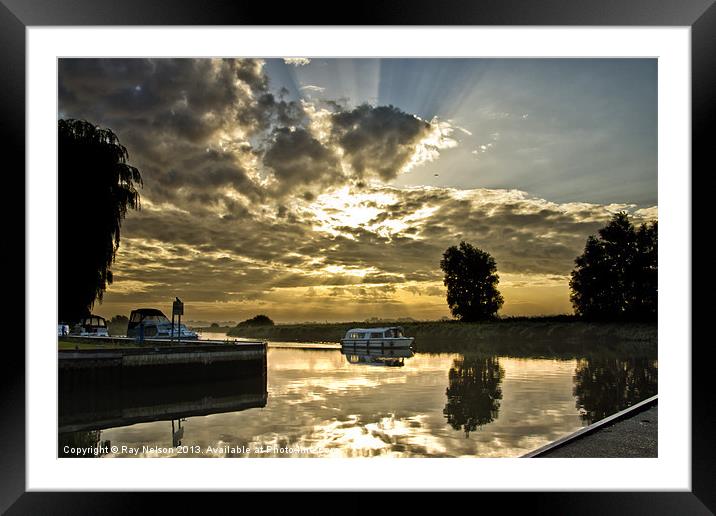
(3, 2), (706, 507)
(57, 57), (659, 459)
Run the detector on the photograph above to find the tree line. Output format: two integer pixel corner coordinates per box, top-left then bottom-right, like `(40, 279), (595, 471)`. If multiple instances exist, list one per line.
(440, 212), (657, 322)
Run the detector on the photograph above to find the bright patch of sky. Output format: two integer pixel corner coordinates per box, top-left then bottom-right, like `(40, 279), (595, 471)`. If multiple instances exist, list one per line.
(264, 58), (657, 206)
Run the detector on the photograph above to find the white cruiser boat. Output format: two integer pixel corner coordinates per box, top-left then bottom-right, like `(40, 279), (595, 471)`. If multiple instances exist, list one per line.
(70, 315), (109, 337)
(340, 326), (414, 348)
(126, 308), (199, 340)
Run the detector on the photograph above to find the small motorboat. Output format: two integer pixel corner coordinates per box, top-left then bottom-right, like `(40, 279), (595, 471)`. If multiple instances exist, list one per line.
(70, 315), (109, 337)
(126, 308), (198, 340)
(340, 326), (414, 348)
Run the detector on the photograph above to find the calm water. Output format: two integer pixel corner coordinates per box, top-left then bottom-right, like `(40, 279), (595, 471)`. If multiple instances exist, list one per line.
(58, 337), (657, 458)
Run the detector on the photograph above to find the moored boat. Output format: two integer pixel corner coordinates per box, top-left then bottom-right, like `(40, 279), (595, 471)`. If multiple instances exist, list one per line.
(340, 326), (414, 348)
(126, 308), (199, 340)
(70, 315), (109, 337)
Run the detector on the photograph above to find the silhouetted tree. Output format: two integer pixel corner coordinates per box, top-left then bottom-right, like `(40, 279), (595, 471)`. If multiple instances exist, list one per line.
(237, 314), (275, 326)
(107, 314), (129, 336)
(573, 356), (658, 424)
(59, 119), (142, 323)
(443, 354), (504, 436)
(440, 242), (504, 321)
(569, 212), (657, 321)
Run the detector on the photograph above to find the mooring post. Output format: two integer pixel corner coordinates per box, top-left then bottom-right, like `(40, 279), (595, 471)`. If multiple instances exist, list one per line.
(173, 297), (184, 345)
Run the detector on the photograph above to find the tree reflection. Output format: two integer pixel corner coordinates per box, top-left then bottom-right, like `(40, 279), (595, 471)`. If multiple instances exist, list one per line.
(573, 357), (658, 424)
(443, 355), (505, 436)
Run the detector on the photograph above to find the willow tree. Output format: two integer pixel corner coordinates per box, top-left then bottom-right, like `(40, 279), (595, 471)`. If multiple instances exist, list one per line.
(58, 119), (142, 323)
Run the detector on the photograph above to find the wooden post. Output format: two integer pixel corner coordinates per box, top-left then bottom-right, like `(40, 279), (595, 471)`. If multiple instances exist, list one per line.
(173, 297), (184, 345)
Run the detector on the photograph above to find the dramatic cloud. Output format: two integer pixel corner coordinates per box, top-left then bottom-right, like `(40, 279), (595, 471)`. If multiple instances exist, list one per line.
(329, 105), (456, 182)
(262, 127), (342, 196)
(96, 182), (657, 321)
(59, 58), (455, 207)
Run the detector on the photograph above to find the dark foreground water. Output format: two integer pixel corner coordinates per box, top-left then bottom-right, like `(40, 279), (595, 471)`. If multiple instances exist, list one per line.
(58, 339), (657, 458)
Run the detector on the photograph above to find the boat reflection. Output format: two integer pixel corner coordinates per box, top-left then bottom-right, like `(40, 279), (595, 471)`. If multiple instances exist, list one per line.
(340, 346), (415, 367)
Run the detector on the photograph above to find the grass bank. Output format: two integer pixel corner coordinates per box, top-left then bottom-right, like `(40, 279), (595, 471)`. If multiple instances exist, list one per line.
(226, 319), (657, 356)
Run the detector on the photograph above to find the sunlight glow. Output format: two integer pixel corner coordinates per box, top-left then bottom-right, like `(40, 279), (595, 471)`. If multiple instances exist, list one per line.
(402, 117), (458, 173)
(308, 186), (396, 237)
(307, 186), (439, 240)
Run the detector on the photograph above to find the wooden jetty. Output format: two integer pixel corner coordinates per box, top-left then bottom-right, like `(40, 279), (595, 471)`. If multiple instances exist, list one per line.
(58, 336), (266, 369)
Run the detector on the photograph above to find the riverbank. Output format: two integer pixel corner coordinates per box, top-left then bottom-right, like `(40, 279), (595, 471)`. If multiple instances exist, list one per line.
(226, 319), (657, 354)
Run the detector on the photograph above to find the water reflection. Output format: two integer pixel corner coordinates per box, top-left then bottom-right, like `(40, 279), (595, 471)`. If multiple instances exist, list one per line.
(58, 357), (267, 455)
(172, 419), (187, 447)
(443, 355), (505, 437)
(57, 343), (657, 458)
(341, 347), (415, 367)
(573, 356), (658, 424)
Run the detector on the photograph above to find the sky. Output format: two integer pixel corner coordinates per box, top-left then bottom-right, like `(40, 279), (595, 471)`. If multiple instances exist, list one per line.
(58, 58), (657, 323)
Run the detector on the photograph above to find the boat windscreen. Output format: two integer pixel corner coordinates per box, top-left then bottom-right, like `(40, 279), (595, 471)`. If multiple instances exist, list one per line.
(83, 316), (106, 327)
(142, 314), (170, 323)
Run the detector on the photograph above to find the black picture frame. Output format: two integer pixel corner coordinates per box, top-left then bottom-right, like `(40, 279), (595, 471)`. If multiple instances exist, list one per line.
(4, 0), (713, 512)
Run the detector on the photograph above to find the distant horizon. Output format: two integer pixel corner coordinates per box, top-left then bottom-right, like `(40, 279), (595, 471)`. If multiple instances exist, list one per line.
(59, 58), (657, 321)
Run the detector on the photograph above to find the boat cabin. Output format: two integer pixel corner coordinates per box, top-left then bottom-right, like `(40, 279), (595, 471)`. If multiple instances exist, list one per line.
(341, 326), (414, 348)
(344, 327), (406, 340)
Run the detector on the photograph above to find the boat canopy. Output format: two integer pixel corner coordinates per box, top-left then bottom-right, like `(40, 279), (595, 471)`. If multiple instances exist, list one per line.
(80, 315), (107, 328)
(344, 326), (405, 338)
(128, 308), (171, 330)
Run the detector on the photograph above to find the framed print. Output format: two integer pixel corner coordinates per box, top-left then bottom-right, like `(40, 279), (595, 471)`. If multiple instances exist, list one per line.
(4, 0), (714, 512)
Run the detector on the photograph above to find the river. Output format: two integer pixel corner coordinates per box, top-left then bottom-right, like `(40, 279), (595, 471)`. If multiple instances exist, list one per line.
(58, 334), (657, 458)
